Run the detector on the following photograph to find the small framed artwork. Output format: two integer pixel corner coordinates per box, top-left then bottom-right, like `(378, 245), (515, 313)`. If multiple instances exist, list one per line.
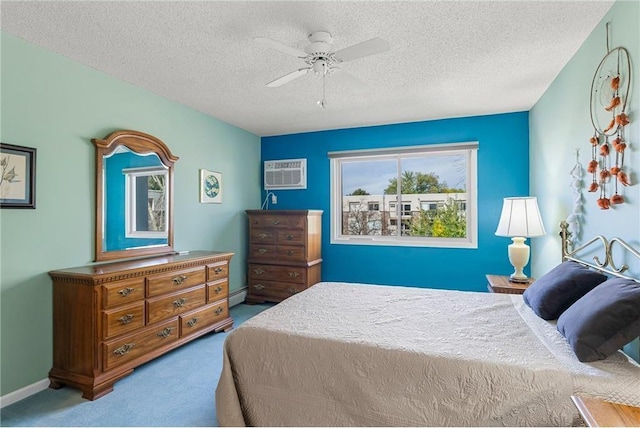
(200, 169), (222, 204)
(1, 143), (36, 209)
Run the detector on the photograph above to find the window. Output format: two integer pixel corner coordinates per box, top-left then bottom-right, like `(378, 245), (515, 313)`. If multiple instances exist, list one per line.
(124, 166), (169, 239)
(421, 201), (438, 211)
(329, 142), (478, 248)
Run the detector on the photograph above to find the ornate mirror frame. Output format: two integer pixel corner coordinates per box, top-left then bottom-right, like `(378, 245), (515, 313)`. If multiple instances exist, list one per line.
(93, 130), (179, 262)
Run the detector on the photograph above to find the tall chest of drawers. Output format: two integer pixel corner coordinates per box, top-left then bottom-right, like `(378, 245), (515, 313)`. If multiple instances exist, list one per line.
(48, 251), (233, 400)
(246, 210), (322, 304)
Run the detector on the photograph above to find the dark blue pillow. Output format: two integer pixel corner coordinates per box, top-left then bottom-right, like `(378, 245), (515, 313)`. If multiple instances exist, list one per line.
(557, 277), (640, 362)
(522, 261), (607, 320)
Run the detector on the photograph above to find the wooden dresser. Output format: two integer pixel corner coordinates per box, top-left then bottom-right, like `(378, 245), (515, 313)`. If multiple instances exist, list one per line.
(48, 251), (233, 400)
(572, 395), (640, 427)
(246, 210), (322, 304)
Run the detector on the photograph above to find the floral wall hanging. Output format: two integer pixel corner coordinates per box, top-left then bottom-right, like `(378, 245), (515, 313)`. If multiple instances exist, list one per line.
(587, 22), (632, 209)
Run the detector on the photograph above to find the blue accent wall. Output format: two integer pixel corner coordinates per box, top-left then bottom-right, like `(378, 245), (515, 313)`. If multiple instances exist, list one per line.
(262, 112), (530, 291)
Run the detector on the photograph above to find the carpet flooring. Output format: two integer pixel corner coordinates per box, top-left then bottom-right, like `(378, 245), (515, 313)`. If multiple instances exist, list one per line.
(0, 303), (272, 427)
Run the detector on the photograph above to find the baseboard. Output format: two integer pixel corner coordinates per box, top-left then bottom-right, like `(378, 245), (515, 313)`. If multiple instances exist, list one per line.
(0, 378), (49, 409)
(1, 287), (248, 408)
(229, 286), (247, 307)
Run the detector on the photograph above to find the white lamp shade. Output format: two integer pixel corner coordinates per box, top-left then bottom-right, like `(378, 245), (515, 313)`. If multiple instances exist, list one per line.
(495, 197), (546, 237)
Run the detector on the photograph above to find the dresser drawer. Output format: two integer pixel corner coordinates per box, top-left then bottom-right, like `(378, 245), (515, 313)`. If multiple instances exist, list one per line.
(102, 301), (145, 340)
(248, 264), (306, 284)
(146, 285), (206, 324)
(103, 318), (179, 371)
(207, 261), (229, 282)
(277, 230), (304, 245)
(207, 279), (228, 303)
(250, 228), (277, 244)
(276, 244), (306, 262)
(180, 300), (229, 337)
(249, 243), (276, 259)
(248, 280), (307, 300)
(251, 214), (304, 229)
(146, 266), (206, 297)
(288, 215), (305, 229)
(102, 277), (145, 309)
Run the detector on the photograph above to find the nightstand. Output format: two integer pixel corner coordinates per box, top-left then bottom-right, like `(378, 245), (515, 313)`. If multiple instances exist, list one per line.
(571, 395), (640, 427)
(486, 274), (534, 294)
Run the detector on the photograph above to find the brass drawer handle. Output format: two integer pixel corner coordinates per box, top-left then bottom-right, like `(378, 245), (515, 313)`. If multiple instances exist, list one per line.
(288, 271), (300, 278)
(253, 268), (265, 275)
(114, 343), (134, 356)
(257, 248), (268, 254)
(214, 286), (223, 294)
(285, 234), (295, 240)
(118, 314), (134, 324)
(215, 307), (224, 315)
(253, 284), (265, 290)
(173, 297), (187, 308)
(258, 233), (268, 239)
(172, 275), (188, 285)
(214, 267), (223, 274)
(118, 287), (135, 297)
(186, 317), (199, 327)
(157, 327), (174, 338)
(288, 287), (299, 295)
(286, 250), (294, 256)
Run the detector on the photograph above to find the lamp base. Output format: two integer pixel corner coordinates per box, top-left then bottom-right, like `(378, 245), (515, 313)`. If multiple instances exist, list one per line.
(507, 237), (531, 284)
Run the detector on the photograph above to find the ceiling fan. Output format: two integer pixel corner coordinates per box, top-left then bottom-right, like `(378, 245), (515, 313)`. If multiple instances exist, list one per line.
(254, 31), (390, 107)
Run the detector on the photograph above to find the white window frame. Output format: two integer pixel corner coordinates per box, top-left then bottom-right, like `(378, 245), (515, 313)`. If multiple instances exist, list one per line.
(329, 142), (478, 248)
(124, 166), (169, 239)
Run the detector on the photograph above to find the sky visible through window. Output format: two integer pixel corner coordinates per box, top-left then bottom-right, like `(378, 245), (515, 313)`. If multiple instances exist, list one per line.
(341, 155), (466, 195)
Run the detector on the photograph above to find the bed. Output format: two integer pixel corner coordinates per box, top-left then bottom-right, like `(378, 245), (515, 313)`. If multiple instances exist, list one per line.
(216, 224), (640, 426)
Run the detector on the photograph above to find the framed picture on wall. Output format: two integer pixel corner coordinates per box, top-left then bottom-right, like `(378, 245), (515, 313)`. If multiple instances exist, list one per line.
(0, 143), (36, 209)
(200, 169), (222, 204)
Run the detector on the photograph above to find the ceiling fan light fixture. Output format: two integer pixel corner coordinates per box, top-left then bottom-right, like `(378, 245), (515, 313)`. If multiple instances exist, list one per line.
(256, 30), (390, 106)
(312, 60), (328, 74)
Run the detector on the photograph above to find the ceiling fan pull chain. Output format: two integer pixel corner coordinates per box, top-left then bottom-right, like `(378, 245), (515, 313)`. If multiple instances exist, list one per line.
(318, 61), (327, 109)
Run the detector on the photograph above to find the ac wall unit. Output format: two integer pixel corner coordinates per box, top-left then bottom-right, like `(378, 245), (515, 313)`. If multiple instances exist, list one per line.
(264, 158), (307, 190)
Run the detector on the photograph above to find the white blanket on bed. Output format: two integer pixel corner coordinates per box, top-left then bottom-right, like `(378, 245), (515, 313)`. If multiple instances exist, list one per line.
(216, 282), (640, 426)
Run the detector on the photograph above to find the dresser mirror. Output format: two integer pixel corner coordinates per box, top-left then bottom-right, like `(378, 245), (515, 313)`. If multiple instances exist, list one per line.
(93, 130), (179, 261)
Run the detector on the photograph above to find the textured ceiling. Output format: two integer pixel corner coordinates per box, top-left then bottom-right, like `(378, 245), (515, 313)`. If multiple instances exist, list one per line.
(1, 1), (614, 137)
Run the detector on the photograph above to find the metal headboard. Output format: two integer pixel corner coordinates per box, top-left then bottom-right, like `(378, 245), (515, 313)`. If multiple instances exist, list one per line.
(559, 220), (640, 283)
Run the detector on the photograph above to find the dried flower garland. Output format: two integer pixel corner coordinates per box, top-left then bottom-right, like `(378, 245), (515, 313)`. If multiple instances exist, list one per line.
(588, 23), (632, 209)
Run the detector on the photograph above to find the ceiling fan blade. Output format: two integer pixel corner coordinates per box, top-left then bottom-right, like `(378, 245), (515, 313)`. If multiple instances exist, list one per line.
(330, 68), (367, 90)
(266, 68), (311, 87)
(333, 37), (390, 62)
(254, 37), (308, 58)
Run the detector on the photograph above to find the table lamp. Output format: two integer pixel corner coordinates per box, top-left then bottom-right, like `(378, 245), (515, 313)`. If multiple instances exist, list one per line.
(495, 197), (546, 283)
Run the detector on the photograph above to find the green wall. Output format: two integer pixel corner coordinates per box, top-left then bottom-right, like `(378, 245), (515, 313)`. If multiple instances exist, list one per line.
(0, 33), (261, 396)
(529, 0), (639, 361)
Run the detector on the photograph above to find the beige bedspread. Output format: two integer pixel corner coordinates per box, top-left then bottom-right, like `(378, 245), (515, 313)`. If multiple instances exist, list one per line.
(216, 282), (640, 426)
